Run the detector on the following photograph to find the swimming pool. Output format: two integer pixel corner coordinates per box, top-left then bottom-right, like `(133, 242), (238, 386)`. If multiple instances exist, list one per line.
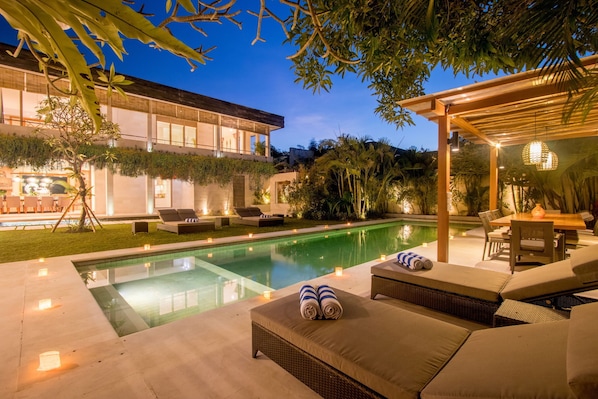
(76, 221), (470, 336)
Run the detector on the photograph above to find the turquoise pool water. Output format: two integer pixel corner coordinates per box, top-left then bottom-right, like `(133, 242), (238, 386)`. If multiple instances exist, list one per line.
(76, 221), (470, 336)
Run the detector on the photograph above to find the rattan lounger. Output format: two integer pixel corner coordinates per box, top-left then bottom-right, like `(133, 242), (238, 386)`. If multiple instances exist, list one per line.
(156, 209), (215, 234)
(371, 245), (598, 325)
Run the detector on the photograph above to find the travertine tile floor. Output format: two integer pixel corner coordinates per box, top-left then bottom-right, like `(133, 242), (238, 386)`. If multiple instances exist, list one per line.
(0, 223), (541, 398)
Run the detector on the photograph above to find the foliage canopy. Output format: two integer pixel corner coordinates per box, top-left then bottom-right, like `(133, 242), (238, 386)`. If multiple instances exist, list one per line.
(1, 0), (597, 131)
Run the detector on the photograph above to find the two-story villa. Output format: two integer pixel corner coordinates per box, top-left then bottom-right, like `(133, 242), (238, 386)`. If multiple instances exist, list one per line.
(0, 43), (285, 218)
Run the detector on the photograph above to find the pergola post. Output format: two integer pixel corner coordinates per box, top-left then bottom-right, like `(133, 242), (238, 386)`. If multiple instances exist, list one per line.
(489, 146), (498, 211)
(437, 114), (451, 262)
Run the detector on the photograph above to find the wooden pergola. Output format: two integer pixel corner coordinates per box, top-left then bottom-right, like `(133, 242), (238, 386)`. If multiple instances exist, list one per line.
(399, 56), (598, 262)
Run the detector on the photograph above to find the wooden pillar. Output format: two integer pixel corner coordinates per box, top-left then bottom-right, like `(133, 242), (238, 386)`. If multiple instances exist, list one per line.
(437, 115), (451, 262)
(489, 146), (498, 210)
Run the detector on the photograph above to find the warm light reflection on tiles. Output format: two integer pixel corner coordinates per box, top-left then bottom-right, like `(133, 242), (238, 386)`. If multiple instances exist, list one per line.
(38, 299), (52, 310)
(38, 268), (48, 277)
(38, 351), (61, 371)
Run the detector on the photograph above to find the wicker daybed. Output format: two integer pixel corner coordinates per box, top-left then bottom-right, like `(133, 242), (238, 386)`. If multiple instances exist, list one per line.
(156, 209), (215, 234)
(251, 289), (470, 399)
(233, 207), (284, 227)
(371, 244), (598, 325)
(251, 288), (598, 399)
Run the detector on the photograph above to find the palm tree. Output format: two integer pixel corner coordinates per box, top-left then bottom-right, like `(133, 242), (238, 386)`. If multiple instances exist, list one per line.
(396, 148), (438, 215)
(451, 142), (490, 216)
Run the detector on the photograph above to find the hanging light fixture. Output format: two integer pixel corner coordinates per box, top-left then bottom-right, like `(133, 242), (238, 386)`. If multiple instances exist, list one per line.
(522, 113), (549, 165)
(536, 150), (558, 171)
(536, 127), (558, 171)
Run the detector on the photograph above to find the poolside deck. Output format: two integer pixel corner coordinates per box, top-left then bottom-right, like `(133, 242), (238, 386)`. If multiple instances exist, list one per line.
(0, 223), (557, 398)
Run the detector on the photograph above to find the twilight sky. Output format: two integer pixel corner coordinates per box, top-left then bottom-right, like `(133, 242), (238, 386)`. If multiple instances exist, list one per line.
(0, 6), (498, 152)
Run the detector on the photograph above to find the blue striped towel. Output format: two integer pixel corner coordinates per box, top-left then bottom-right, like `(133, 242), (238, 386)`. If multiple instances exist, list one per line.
(397, 251), (434, 270)
(299, 284), (322, 320)
(317, 285), (343, 320)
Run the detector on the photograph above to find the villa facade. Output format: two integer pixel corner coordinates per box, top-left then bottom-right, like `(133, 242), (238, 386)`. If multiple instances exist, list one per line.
(0, 43), (286, 217)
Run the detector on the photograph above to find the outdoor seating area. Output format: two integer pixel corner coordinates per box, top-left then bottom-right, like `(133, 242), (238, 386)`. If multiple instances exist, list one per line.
(3, 218), (598, 398)
(371, 244), (598, 325)
(0, 195), (74, 214)
(233, 207), (284, 227)
(156, 208), (216, 234)
(251, 286), (598, 399)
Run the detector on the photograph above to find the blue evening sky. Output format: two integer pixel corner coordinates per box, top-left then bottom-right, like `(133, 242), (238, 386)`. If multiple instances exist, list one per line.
(0, 7), (498, 152)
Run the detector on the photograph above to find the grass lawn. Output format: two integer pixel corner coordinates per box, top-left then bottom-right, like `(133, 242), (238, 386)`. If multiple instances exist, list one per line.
(0, 219), (345, 263)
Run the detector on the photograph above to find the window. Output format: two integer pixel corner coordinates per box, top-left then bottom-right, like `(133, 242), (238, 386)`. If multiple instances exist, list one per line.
(157, 121), (170, 144)
(156, 120), (197, 147)
(171, 124), (184, 146)
(1, 88), (20, 125)
(221, 127), (238, 152)
(112, 108), (147, 140)
(184, 126), (196, 147)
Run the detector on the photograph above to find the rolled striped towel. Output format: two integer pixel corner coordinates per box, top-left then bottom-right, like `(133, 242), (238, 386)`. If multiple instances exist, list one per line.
(299, 284), (322, 320)
(397, 251), (434, 270)
(317, 285), (343, 320)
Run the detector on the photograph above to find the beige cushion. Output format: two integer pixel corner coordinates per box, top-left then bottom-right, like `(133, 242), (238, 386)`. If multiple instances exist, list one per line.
(371, 261), (510, 302)
(567, 301), (598, 398)
(500, 259), (586, 301)
(251, 289), (470, 399)
(570, 244), (598, 283)
(421, 321), (573, 399)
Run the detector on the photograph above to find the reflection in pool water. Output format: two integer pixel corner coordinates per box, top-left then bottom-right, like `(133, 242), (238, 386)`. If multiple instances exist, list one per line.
(76, 221), (469, 336)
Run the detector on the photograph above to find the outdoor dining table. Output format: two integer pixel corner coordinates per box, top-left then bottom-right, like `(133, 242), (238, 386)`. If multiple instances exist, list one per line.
(490, 213), (586, 231)
(490, 213), (586, 261)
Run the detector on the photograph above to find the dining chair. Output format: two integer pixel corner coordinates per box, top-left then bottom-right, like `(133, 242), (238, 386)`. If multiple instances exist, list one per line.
(5, 195), (21, 213)
(489, 209), (502, 220)
(478, 211), (510, 260)
(23, 196), (38, 213)
(509, 220), (561, 274)
(56, 196), (73, 212)
(40, 196), (55, 212)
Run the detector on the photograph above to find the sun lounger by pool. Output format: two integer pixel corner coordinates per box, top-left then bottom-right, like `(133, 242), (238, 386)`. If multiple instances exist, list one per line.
(371, 244), (598, 324)
(233, 207), (284, 227)
(251, 288), (598, 399)
(156, 208), (215, 234)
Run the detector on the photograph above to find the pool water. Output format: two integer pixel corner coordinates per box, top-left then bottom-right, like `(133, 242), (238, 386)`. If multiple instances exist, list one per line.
(76, 221), (470, 336)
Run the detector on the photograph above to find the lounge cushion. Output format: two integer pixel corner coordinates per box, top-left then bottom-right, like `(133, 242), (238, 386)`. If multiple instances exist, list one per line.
(177, 208), (199, 220)
(251, 289), (470, 399)
(421, 321), (573, 399)
(567, 301), (598, 398)
(371, 261), (510, 302)
(235, 207), (263, 217)
(157, 208), (182, 222)
(570, 244), (598, 283)
(500, 259), (586, 301)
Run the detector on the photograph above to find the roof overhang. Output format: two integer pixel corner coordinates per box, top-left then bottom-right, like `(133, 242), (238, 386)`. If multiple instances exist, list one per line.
(399, 56), (598, 146)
